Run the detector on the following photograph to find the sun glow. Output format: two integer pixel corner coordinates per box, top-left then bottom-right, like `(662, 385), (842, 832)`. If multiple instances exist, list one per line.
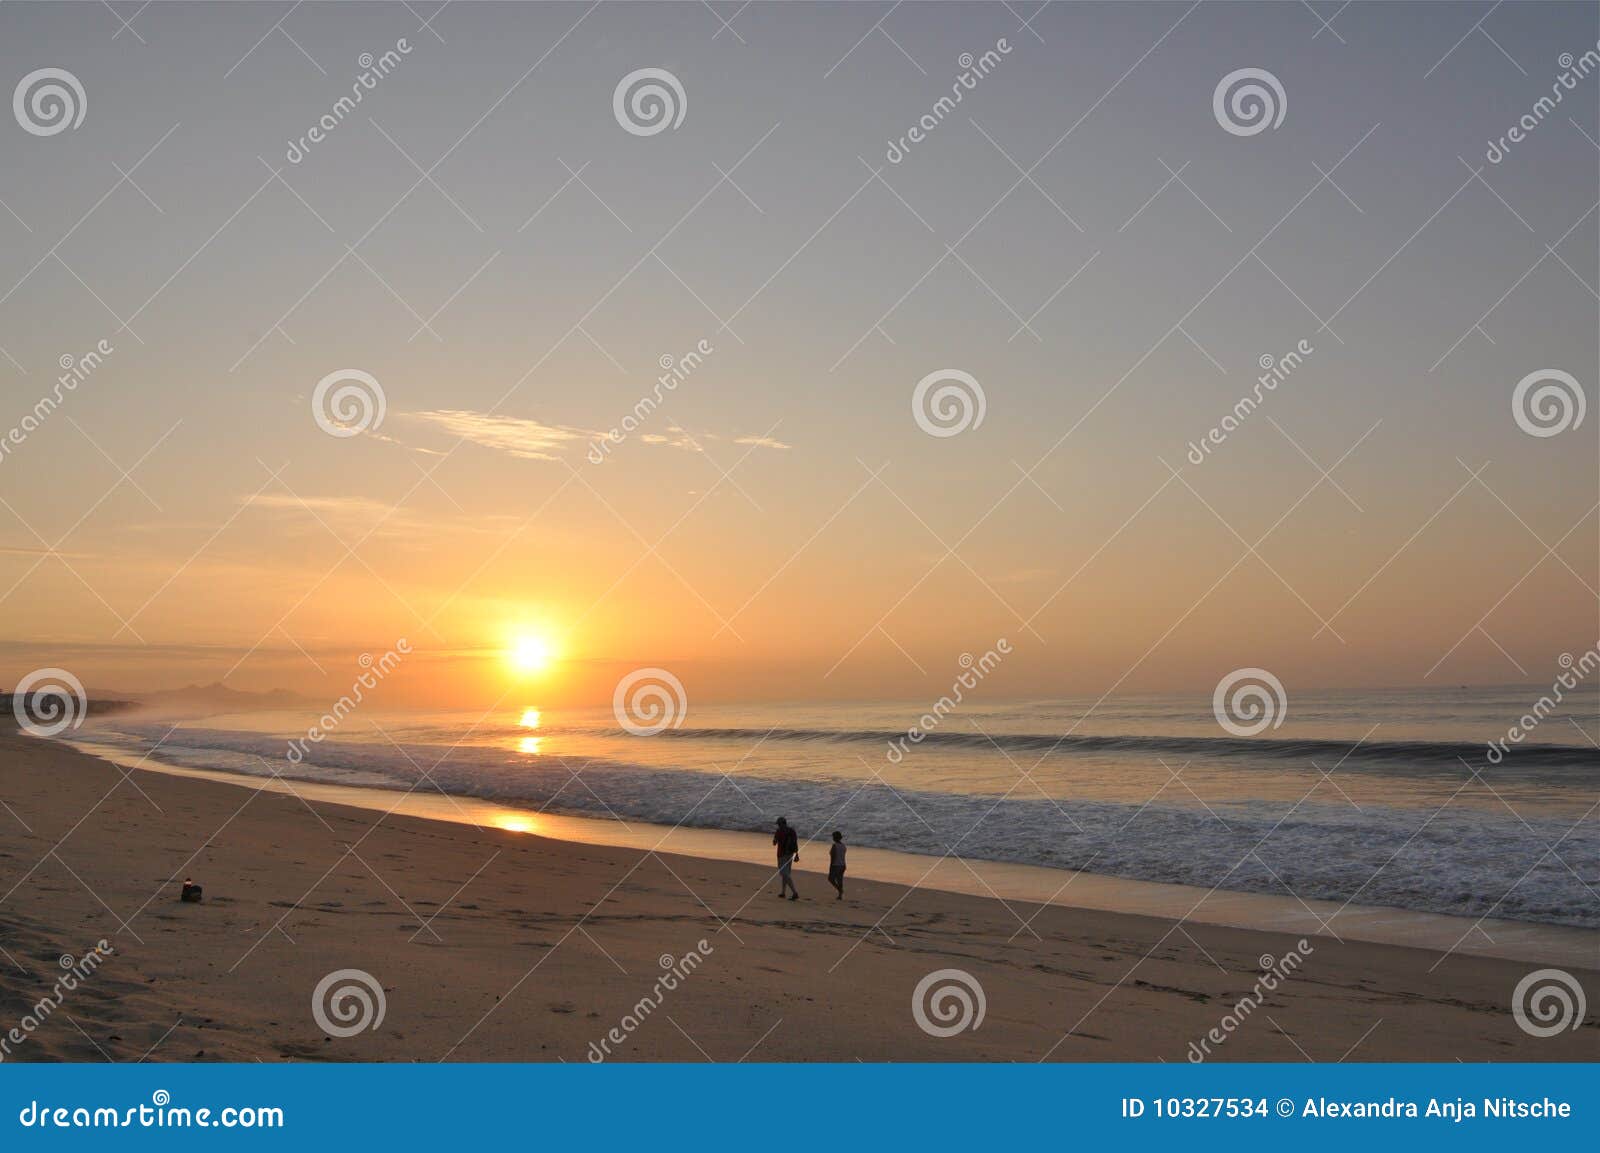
(508, 634), (555, 674)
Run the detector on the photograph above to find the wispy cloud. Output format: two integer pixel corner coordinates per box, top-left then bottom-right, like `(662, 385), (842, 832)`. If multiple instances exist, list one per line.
(0, 545), (99, 559)
(243, 493), (396, 520)
(732, 433), (791, 451)
(239, 492), (523, 540)
(399, 409), (792, 463)
(641, 426), (791, 454)
(405, 410), (589, 461)
(640, 425), (705, 453)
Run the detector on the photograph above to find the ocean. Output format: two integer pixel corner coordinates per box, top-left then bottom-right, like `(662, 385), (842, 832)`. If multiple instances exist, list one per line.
(66, 685), (1599, 929)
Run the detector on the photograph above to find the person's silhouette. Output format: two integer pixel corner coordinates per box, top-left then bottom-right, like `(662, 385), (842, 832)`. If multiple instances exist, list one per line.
(773, 817), (800, 900)
(827, 830), (846, 899)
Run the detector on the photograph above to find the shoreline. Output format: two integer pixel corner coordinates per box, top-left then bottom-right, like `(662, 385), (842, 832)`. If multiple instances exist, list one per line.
(66, 735), (1600, 969)
(1, 728), (1595, 1061)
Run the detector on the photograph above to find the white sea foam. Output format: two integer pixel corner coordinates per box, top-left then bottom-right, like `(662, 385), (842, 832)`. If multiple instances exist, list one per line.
(70, 706), (1600, 929)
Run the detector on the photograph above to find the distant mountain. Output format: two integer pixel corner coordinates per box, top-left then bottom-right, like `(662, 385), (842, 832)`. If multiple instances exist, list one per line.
(131, 682), (310, 710)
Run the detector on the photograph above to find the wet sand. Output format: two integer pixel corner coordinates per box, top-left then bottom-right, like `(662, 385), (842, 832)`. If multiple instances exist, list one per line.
(0, 726), (1595, 1062)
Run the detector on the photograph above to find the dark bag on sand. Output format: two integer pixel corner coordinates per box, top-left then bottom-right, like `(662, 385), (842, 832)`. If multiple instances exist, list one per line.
(180, 879), (203, 903)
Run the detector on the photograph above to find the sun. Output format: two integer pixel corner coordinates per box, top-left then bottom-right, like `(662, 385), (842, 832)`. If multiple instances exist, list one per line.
(508, 634), (555, 674)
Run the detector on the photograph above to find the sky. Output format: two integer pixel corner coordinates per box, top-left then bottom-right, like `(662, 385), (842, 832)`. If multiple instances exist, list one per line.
(0, 0), (1596, 709)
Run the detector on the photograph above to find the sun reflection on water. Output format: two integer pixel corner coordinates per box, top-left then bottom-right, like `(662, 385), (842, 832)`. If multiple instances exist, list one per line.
(515, 707), (543, 754)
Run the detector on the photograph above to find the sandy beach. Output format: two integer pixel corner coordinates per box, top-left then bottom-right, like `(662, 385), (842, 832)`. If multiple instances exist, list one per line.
(0, 723), (1594, 1063)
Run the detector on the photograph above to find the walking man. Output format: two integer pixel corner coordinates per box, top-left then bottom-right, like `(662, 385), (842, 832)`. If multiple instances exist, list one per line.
(773, 817), (800, 900)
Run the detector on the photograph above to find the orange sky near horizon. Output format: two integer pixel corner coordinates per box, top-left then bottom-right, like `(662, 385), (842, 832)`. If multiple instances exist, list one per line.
(1, 2), (1596, 712)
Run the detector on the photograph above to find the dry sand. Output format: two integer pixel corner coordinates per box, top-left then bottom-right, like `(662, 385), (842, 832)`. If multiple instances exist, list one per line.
(0, 725), (1594, 1062)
